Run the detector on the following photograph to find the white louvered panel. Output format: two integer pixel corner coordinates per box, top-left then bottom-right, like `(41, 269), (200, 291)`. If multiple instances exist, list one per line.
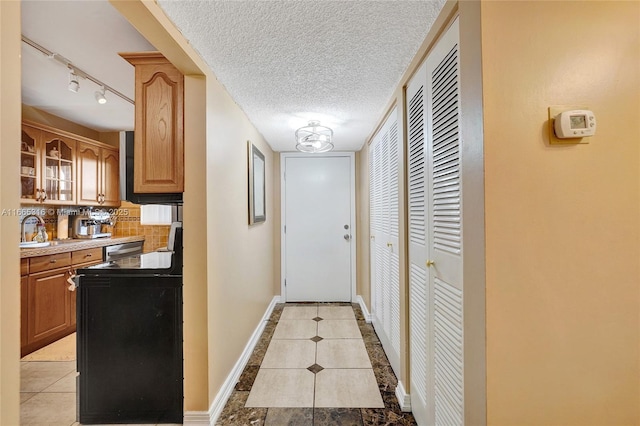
(431, 45), (461, 256)
(369, 145), (376, 233)
(390, 250), (400, 356)
(434, 278), (463, 426)
(382, 241), (391, 336)
(372, 140), (382, 233)
(409, 263), (428, 403)
(381, 130), (390, 235)
(408, 86), (426, 246)
(374, 244), (384, 323)
(389, 119), (399, 239)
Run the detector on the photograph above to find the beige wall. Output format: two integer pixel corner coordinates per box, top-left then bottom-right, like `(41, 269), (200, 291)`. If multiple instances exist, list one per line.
(205, 76), (275, 400)
(481, 1), (640, 424)
(22, 105), (100, 140)
(0, 1), (22, 423)
(22, 105), (120, 147)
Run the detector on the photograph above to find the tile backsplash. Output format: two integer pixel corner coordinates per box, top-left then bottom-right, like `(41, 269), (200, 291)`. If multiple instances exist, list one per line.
(112, 204), (170, 253)
(19, 203), (170, 253)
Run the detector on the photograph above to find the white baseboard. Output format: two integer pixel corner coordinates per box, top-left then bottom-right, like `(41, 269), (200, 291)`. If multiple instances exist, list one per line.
(184, 295), (280, 425)
(356, 295), (373, 323)
(182, 411), (210, 424)
(395, 380), (412, 412)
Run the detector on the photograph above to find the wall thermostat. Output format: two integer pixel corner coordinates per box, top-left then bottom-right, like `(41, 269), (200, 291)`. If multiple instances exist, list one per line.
(554, 109), (596, 139)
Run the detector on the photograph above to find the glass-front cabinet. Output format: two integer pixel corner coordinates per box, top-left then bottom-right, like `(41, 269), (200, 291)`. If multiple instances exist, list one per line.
(21, 124), (76, 205)
(43, 133), (75, 204)
(20, 126), (40, 201)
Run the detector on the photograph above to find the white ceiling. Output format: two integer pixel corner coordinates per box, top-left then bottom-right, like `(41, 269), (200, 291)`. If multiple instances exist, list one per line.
(21, 1), (446, 150)
(157, 0), (446, 151)
(21, 1), (155, 132)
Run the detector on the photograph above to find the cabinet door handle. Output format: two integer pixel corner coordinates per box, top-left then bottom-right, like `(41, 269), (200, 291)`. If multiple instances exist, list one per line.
(41, 191), (47, 201)
(85, 253), (92, 257)
(50, 259), (57, 263)
(35, 188), (41, 202)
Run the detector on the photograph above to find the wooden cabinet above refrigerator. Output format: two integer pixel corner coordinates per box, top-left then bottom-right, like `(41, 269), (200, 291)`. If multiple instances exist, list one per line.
(119, 52), (184, 194)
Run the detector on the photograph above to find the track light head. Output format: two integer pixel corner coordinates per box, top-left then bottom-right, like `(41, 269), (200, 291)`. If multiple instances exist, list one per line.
(94, 87), (107, 104)
(68, 69), (79, 93)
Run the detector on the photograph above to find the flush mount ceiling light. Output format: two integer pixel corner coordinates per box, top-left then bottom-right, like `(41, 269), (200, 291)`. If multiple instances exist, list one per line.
(68, 69), (79, 93)
(94, 86), (107, 104)
(295, 120), (334, 153)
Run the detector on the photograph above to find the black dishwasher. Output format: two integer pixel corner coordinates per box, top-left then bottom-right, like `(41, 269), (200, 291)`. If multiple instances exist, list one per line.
(76, 226), (183, 424)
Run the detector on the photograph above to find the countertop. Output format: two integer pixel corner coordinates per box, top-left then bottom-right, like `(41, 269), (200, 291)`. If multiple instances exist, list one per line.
(20, 236), (145, 259)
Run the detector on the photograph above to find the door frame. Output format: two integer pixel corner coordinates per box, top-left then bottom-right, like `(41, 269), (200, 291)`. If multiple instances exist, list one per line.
(280, 152), (357, 302)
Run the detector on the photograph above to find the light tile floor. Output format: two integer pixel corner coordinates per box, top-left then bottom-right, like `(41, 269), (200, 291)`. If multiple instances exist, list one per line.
(218, 303), (417, 425)
(245, 305), (383, 409)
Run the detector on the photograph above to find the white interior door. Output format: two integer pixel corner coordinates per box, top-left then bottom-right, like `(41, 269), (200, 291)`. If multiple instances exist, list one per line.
(408, 17), (463, 426)
(407, 58), (430, 426)
(369, 108), (401, 376)
(283, 155), (354, 302)
(426, 18), (463, 425)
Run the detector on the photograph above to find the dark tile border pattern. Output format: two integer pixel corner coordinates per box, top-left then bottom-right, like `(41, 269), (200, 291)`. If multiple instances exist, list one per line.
(217, 303), (417, 426)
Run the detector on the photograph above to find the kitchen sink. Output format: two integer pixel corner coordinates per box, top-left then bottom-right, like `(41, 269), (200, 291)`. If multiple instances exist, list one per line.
(50, 239), (79, 244)
(19, 241), (50, 248)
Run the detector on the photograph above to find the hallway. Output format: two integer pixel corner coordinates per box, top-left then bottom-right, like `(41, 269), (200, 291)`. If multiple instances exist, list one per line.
(217, 303), (417, 425)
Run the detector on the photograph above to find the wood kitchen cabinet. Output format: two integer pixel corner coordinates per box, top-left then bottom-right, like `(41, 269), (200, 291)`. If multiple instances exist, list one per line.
(120, 52), (184, 193)
(21, 123), (76, 205)
(21, 120), (119, 207)
(27, 268), (72, 349)
(21, 248), (102, 357)
(77, 141), (120, 207)
(21, 266), (28, 350)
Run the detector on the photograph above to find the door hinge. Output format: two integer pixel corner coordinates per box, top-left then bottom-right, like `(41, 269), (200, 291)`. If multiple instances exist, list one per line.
(284, 225), (286, 234)
(284, 279), (287, 287)
(284, 171), (286, 181)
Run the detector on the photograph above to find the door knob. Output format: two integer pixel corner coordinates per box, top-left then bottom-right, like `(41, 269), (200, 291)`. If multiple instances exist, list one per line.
(426, 260), (435, 267)
(344, 234), (351, 241)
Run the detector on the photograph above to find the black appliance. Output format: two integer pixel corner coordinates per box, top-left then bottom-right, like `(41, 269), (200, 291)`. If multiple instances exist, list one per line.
(120, 131), (183, 205)
(76, 225), (183, 424)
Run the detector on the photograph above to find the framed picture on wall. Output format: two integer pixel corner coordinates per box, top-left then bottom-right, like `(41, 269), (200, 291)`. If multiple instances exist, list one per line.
(248, 140), (266, 224)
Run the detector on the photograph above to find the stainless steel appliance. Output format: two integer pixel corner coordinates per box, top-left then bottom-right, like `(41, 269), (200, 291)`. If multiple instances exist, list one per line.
(70, 210), (112, 239)
(103, 241), (144, 261)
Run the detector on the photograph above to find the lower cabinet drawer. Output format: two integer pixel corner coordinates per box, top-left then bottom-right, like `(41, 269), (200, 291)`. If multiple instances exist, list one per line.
(29, 252), (71, 274)
(72, 248), (102, 265)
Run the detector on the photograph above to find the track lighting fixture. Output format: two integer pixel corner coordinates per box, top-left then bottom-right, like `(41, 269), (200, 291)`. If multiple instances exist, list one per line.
(22, 35), (134, 105)
(68, 69), (79, 93)
(94, 86), (107, 104)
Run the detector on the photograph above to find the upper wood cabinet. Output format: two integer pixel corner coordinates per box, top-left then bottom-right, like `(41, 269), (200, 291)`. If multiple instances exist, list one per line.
(21, 121), (120, 207)
(77, 142), (120, 207)
(21, 124), (76, 205)
(120, 52), (184, 193)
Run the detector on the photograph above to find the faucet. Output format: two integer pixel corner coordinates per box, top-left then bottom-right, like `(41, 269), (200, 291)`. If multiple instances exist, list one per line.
(21, 214), (45, 242)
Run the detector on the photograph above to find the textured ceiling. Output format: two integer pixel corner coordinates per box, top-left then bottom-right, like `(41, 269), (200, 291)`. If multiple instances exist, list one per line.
(21, 1), (155, 132)
(158, 0), (446, 151)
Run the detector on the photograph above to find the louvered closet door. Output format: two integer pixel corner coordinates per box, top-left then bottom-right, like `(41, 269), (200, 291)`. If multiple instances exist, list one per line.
(369, 107), (400, 376)
(407, 59), (430, 426)
(408, 17), (462, 426)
